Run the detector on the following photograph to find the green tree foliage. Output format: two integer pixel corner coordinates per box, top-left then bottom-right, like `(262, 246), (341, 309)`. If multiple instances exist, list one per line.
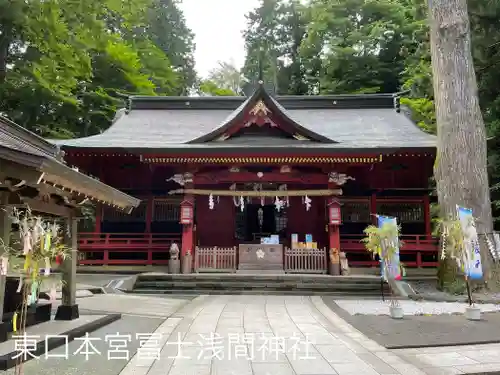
(0, 0), (194, 138)
(198, 80), (237, 96)
(469, 0), (500, 220)
(242, 0), (310, 95)
(143, 0), (197, 95)
(242, 0), (500, 227)
(400, 0), (500, 223)
(301, 0), (424, 94)
(206, 61), (245, 95)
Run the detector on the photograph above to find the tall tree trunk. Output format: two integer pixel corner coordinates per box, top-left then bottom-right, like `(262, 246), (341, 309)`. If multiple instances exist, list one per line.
(0, 32), (11, 84)
(428, 0), (494, 286)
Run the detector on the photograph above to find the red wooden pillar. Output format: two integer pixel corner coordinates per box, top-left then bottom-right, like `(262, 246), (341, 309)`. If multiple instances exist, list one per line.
(423, 195), (431, 240)
(326, 198), (341, 251)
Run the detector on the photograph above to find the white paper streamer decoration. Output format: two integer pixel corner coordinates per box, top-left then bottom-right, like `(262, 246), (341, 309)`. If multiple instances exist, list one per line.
(44, 257), (51, 275)
(0, 257), (8, 276)
(304, 195), (312, 211)
(274, 197), (283, 212)
(16, 274), (23, 293)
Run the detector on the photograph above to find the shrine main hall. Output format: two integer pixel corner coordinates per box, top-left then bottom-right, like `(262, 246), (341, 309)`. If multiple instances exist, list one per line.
(53, 84), (438, 273)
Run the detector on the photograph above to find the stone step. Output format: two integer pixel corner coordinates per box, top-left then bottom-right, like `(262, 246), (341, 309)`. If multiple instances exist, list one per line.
(134, 280), (389, 291)
(132, 273), (391, 296)
(129, 288), (388, 296)
(136, 274), (382, 283)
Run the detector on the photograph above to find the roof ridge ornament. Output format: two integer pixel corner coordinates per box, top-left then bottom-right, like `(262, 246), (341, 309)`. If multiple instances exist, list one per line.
(249, 100), (271, 116)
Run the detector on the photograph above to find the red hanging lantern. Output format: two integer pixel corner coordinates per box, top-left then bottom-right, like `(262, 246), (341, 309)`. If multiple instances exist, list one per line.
(180, 200), (194, 225)
(55, 255), (62, 265)
(328, 200), (342, 225)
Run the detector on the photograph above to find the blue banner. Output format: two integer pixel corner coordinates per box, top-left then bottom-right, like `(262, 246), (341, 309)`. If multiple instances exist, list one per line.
(457, 206), (483, 280)
(377, 215), (401, 281)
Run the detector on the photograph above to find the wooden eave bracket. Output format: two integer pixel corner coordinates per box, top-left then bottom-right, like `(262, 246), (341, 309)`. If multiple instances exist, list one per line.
(41, 172), (138, 213)
(39, 160), (141, 213)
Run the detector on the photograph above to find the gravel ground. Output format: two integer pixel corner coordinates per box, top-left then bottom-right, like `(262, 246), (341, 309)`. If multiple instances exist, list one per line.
(334, 299), (500, 315)
(409, 279), (500, 303)
(323, 297), (500, 349)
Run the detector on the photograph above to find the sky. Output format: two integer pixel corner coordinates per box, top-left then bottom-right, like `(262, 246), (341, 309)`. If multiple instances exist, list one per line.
(178, 0), (261, 79)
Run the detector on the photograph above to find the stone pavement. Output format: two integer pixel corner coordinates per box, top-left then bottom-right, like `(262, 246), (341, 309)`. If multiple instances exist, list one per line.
(3, 293), (193, 375)
(3, 314), (165, 375)
(118, 295), (431, 375)
(51, 293), (193, 318)
(7, 293), (500, 375)
(395, 344), (500, 374)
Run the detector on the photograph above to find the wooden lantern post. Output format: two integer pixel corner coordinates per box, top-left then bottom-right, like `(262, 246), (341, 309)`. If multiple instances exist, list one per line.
(180, 199), (194, 257)
(327, 198), (341, 251)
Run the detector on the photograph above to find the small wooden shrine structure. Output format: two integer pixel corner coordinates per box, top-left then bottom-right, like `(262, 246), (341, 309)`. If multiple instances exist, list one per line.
(0, 116), (140, 326)
(55, 84), (439, 272)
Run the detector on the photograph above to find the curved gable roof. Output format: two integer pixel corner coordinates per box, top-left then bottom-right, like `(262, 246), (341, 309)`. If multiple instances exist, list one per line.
(187, 84), (335, 143)
(51, 87), (436, 151)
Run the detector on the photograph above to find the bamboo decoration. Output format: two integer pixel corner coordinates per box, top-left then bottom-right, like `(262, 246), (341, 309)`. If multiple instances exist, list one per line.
(168, 188), (343, 197)
(0, 207), (71, 375)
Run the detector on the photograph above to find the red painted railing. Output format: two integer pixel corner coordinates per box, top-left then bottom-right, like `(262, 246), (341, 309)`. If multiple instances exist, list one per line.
(77, 233), (439, 268)
(78, 233), (181, 266)
(340, 234), (439, 267)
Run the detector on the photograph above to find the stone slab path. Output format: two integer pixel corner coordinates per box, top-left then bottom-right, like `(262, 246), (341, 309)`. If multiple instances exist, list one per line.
(395, 344), (500, 374)
(8, 293), (500, 375)
(51, 293), (192, 318)
(119, 295), (431, 375)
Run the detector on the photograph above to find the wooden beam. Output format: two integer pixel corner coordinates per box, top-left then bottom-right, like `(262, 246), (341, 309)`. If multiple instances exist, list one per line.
(16, 198), (75, 217)
(194, 170), (329, 185)
(0, 179), (27, 192)
(36, 183), (87, 206)
(168, 188), (342, 196)
(0, 159), (44, 186)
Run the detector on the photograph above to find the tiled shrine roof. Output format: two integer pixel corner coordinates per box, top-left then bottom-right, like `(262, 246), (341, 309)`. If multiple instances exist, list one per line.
(52, 84), (436, 153)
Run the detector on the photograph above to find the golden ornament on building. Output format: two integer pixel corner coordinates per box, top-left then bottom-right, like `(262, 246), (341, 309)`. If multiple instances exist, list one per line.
(250, 100), (271, 116)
